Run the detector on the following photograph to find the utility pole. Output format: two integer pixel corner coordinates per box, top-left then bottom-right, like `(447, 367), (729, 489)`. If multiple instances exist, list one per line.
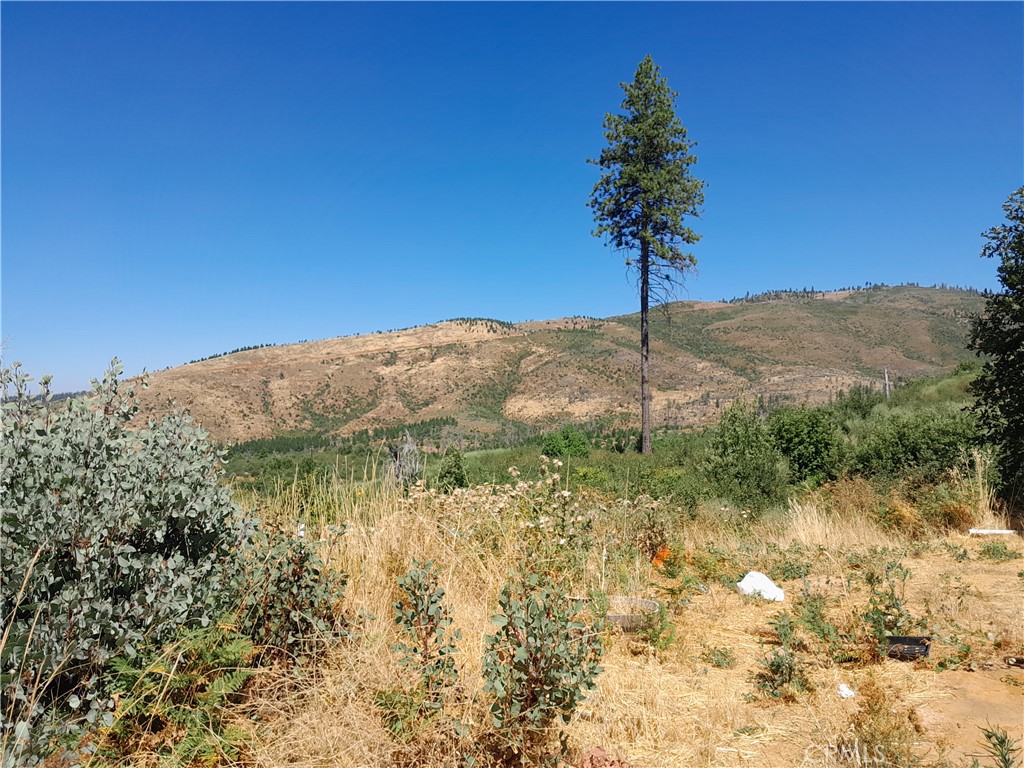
(884, 368), (891, 401)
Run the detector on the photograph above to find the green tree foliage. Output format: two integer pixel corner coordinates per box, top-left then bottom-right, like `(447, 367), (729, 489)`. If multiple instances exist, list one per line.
(435, 448), (469, 491)
(540, 424), (590, 459)
(969, 186), (1024, 507)
(769, 406), (845, 485)
(1, 362), (246, 761)
(852, 405), (977, 482)
(830, 383), (886, 422)
(709, 400), (787, 511)
(588, 55), (704, 453)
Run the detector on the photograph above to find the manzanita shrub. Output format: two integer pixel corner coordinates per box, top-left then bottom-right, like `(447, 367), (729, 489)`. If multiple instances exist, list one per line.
(392, 560), (460, 712)
(482, 574), (603, 766)
(375, 561), (463, 742)
(1, 362), (247, 765)
(231, 524), (348, 665)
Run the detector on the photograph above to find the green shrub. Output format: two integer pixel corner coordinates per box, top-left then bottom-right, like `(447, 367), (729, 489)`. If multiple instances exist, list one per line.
(752, 613), (810, 701)
(978, 541), (1023, 562)
(635, 601), (675, 651)
(709, 400), (788, 511)
(572, 465), (611, 489)
(769, 406), (845, 484)
(764, 544), (814, 582)
(482, 573), (603, 765)
(753, 646), (809, 701)
(854, 405), (978, 481)
(860, 559), (917, 660)
(794, 585), (844, 661)
(392, 561), (461, 714)
(1, 363), (246, 761)
(376, 560), (463, 742)
(541, 425), (590, 459)
(435, 448), (469, 491)
(231, 524), (347, 665)
(646, 466), (707, 516)
(830, 383), (886, 422)
(687, 545), (743, 586)
(700, 646), (736, 668)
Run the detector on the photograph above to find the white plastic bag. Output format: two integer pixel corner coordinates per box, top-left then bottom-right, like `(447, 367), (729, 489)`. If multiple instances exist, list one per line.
(736, 571), (785, 602)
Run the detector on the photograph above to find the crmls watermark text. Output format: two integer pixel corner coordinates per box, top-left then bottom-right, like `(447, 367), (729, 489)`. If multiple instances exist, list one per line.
(805, 741), (888, 766)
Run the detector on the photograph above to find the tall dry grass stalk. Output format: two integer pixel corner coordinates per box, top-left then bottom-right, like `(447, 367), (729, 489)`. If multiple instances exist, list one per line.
(775, 499), (895, 552)
(952, 446), (1012, 531)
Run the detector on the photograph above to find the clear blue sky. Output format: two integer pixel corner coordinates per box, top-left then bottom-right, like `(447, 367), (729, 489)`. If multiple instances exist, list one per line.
(2, 2), (1021, 393)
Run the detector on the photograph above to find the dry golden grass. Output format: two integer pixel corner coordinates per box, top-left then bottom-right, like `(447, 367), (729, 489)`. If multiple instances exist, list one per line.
(772, 499), (896, 552)
(218, 470), (1023, 768)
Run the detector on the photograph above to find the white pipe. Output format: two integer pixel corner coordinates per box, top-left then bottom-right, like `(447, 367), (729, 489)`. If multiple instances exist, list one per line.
(968, 529), (1015, 535)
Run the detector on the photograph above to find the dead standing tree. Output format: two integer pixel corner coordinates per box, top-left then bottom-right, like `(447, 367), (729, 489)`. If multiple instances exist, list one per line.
(389, 430), (422, 489)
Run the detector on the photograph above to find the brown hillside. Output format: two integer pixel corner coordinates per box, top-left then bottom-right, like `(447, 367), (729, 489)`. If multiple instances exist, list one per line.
(132, 286), (984, 443)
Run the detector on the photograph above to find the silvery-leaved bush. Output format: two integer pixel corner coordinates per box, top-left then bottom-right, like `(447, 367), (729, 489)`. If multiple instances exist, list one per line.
(1, 361), (249, 766)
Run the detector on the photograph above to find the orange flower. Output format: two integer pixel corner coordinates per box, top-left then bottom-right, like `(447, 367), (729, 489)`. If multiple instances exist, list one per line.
(652, 547), (674, 569)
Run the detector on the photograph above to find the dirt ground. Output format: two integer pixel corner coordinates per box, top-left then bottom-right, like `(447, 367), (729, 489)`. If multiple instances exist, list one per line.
(571, 533), (1024, 768)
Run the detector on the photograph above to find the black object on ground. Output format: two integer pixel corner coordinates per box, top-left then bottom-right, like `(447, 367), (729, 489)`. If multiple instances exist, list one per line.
(886, 636), (931, 661)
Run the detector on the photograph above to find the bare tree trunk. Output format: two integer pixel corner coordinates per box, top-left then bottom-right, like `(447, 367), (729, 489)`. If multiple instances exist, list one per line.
(640, 239), (652, 454)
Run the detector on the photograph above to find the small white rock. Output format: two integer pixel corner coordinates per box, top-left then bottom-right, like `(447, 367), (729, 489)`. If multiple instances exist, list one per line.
(838, 683), (856, 699)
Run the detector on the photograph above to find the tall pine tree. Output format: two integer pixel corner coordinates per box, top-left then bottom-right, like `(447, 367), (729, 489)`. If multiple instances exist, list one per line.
(588, 55), (704, 453)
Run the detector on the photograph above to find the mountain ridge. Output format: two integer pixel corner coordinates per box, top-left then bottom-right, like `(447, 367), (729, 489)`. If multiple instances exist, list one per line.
(130, 285), (985, 444)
